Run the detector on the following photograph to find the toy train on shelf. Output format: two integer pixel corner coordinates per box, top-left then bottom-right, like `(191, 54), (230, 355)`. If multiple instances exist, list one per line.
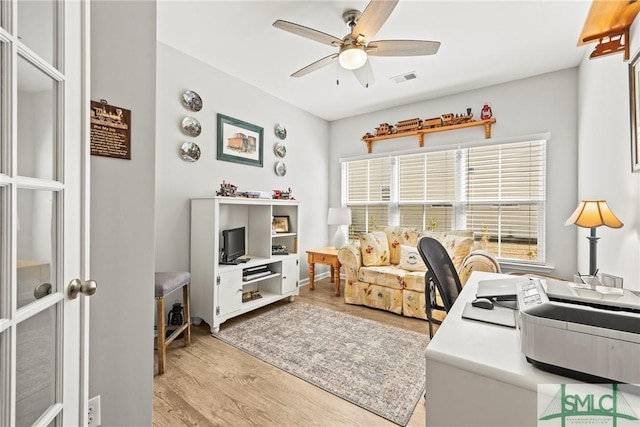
(362, 108), (475, 139)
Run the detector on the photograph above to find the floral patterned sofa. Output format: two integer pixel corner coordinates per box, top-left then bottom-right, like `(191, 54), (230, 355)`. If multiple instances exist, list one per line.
(337, 226), (500, 320)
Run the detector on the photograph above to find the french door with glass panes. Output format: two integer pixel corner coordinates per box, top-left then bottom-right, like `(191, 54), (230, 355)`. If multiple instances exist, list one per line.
(0, 1), (92, 426)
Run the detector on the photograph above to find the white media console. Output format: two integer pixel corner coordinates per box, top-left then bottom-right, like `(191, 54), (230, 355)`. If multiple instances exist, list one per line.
(190, 197), (299, 334)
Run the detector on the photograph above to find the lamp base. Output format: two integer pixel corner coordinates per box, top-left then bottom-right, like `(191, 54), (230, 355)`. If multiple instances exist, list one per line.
(587, 228), (599, 277)
(333, 228), (348, 249)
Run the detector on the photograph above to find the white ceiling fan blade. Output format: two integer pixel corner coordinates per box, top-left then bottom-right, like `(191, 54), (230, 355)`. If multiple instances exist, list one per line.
(291, 54), (339, 77)
(351, 0), (399, 45)
(367, 40), (441, 56)
(273, 20), (343, 47)
(352, 59), (375, 88)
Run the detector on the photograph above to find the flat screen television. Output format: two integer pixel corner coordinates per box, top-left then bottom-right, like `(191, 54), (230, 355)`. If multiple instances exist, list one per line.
(221, 226), (246, 263)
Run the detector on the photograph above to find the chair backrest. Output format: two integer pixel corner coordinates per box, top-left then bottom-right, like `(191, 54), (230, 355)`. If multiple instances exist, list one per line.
(417, 237), (463, 312)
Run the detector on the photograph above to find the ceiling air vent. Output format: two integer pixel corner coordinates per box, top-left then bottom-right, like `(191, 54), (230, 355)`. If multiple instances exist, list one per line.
(391, 72), (417, 84)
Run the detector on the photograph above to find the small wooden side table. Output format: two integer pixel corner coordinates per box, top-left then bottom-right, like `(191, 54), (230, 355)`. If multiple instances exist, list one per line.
(306, 247), (341, 296)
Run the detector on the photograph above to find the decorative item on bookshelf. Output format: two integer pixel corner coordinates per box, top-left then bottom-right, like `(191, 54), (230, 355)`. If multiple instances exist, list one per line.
(272, 216), (290, 233)
(272, 244), (289, 255)
(272, 187), (293, 199)
(216, 180), (237, 197)
(242, 289), (263, 303)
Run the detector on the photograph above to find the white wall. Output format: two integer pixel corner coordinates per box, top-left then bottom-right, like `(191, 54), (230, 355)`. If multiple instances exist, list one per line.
(155, 42), (330, 280)
(329, 69), (580, 280)
(90, 1), (156, 425)
(576, 25), (640, 291)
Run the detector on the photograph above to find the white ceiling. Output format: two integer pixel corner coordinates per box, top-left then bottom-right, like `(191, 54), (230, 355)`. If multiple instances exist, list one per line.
(157, 0), (592, 122)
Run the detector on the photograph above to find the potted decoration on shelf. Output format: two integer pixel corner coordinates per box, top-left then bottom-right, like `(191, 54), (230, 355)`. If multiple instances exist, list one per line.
(481, 103), (493, 120)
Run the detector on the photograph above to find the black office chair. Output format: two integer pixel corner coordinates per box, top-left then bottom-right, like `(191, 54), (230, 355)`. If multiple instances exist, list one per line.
(417, 237), (464, 338)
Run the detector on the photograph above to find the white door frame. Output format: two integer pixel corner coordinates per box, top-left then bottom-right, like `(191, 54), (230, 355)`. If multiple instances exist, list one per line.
(79, 0), (91, 424)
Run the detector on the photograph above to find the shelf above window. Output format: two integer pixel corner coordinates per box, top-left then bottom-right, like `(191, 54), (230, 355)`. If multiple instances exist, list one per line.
(362, 118), (496, 153)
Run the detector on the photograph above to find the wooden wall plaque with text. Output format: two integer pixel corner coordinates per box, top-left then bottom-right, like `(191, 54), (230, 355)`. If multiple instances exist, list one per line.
(90, 100), (131, 159)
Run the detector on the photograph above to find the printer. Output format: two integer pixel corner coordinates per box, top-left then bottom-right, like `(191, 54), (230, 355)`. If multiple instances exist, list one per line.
(516, 279), (640, 383)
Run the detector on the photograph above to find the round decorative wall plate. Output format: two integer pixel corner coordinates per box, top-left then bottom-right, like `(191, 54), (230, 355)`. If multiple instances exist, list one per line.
(274, 142), (286, 158)
(275, 161), (287, 176)
(181, 90), (203, 112)
(181, 116), (202, 137)
(274, 124), (287, 140)
(180, 141), (201, 162)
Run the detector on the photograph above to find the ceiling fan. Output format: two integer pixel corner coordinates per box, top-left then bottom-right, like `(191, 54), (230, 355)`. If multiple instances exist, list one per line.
(273, 0), (441, 87)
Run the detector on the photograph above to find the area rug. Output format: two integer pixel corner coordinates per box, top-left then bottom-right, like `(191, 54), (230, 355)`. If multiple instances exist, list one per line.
(213, 302), (429, 426)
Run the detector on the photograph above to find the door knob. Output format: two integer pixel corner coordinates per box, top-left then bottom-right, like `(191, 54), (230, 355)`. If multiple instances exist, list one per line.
(68, 278), (98, 299)
(33, 282), (52, 300)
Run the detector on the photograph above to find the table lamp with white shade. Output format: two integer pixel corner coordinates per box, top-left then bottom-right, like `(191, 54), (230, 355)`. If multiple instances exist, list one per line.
(327, 207), (351, 249)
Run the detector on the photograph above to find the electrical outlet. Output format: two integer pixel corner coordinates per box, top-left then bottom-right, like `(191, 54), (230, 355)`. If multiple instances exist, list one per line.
(88, 395), (101, 427)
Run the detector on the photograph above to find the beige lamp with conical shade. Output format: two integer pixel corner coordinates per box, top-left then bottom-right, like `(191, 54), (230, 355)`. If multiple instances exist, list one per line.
(565, 200), (623, 276)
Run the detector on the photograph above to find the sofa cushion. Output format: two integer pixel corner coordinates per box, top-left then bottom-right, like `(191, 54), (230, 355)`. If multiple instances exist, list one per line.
(398, 245), (427, 272)
(416, 229), (444, 242)
(377, 226), (417, 264)
(358, 265), (405, 290)
(403, 271), (426, 292)
(359, 231), (391, 266)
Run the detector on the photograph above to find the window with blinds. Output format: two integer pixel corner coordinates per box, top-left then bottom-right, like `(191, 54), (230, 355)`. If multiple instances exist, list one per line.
(398, 150), (457, 231)
(343, 139), (546, 263)
(345, 158), (391, 239)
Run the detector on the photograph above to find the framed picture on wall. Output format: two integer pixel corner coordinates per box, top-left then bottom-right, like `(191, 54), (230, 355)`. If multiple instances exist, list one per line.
(217, 113), (264, 167)
(629, 49), (640, 172)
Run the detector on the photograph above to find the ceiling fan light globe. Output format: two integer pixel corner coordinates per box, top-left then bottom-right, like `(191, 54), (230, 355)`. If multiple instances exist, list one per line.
(338, 46), (367, 70)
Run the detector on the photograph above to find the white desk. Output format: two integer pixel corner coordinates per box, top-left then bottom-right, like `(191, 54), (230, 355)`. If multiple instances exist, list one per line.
(424, 271), (574, 427)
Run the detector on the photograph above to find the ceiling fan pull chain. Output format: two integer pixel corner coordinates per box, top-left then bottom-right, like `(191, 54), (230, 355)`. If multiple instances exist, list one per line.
(336, 64), (340, 85)
(365, 65), (369, 88)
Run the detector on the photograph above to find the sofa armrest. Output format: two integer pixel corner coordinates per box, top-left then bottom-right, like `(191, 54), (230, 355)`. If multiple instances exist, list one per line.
(457, 249), (501, 285)
(338, 244), (362, 282)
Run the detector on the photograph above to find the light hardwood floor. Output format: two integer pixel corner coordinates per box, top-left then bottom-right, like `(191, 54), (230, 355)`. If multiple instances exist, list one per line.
(153, 276), (432, 427)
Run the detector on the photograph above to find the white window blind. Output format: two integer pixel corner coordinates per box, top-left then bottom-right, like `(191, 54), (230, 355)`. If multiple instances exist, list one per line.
(464, 140), (545, 261)
(398, 151), (456, 230)
(343, 139), (546, 263)
(346, 158), (391, 238)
